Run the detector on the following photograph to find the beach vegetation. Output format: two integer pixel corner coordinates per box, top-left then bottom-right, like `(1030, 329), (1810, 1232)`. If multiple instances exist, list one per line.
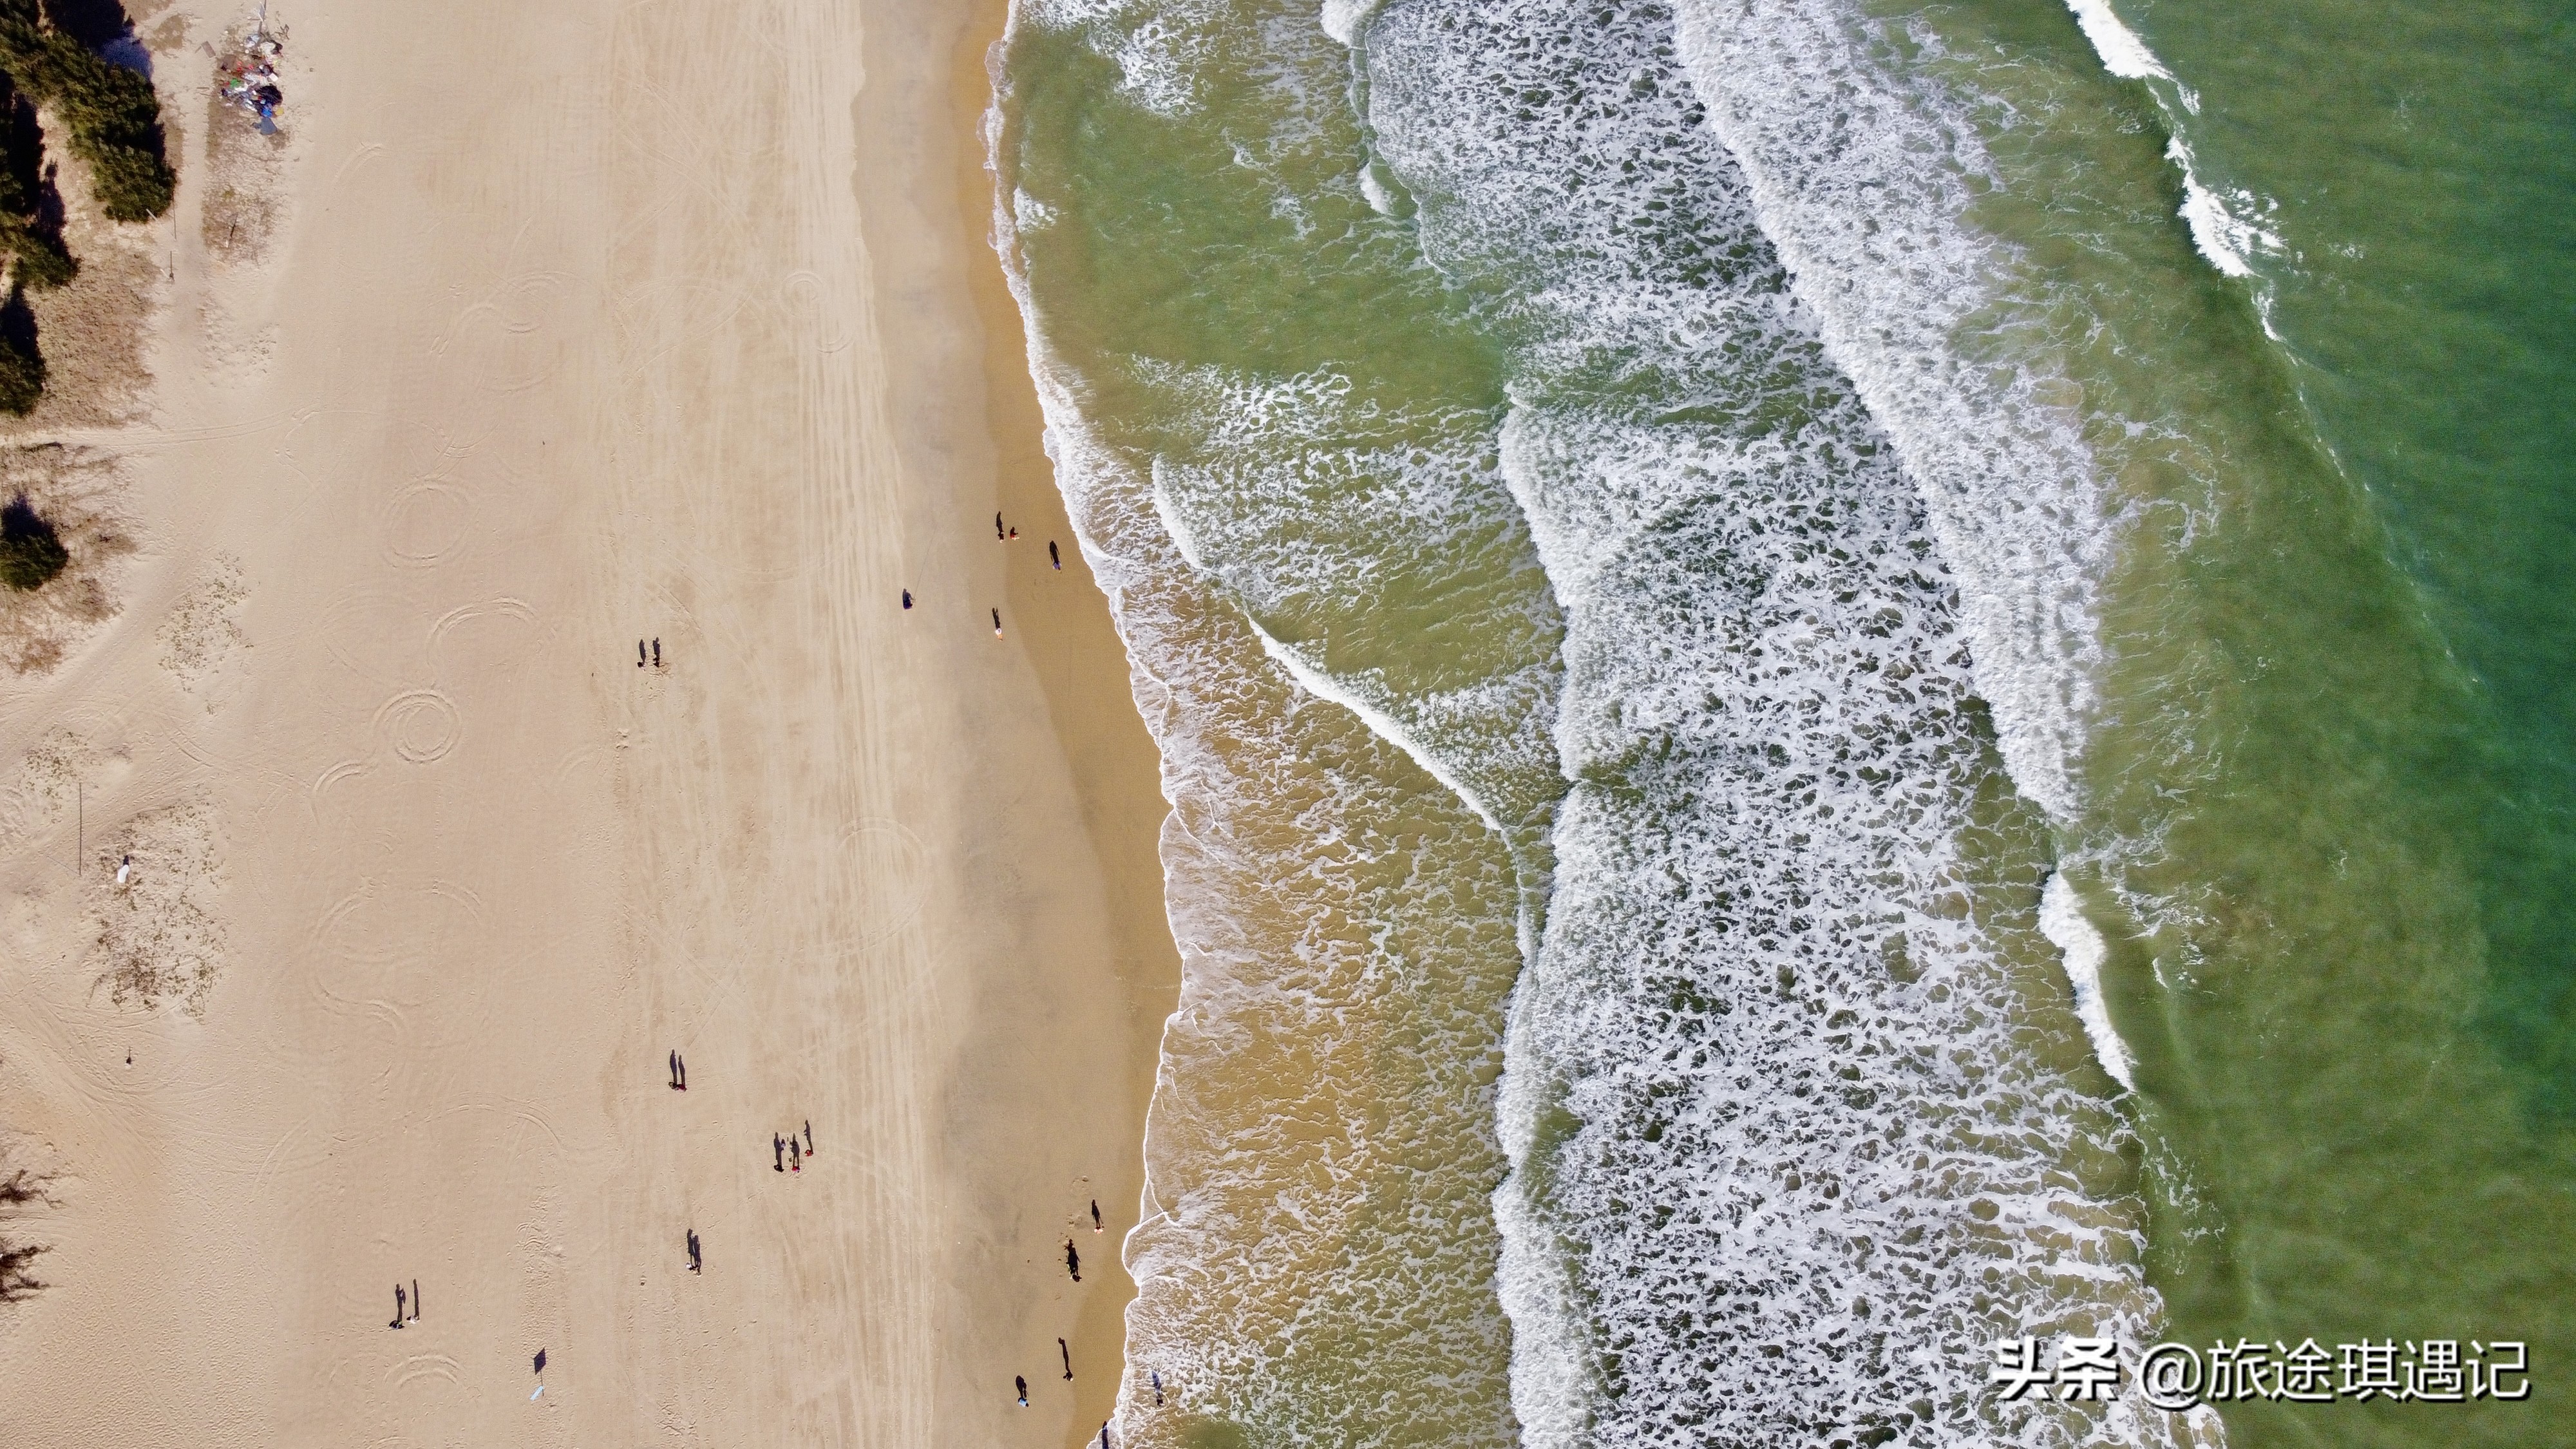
(0, 1167), (44, 1301)
(0, 334), (39, 415)
(0, 294), (39, 416)
(0, 1236), (37, 1298)
(0, 491), (66, 587)
(0, 0), (171, 222)
(0, 207), (71, 287)
(0, 85), (71, 289)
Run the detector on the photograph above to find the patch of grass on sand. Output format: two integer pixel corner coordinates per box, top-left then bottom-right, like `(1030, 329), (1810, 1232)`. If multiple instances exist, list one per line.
(0, 1167), (48, 1302)
(0, 305), (41, 415)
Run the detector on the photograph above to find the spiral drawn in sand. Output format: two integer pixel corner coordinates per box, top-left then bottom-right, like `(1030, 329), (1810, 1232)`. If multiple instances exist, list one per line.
(374, 689), (462, 765)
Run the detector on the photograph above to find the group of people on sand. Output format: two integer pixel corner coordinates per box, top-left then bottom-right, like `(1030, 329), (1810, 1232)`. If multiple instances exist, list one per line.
(994, 513), (1065, 574)
(899, 511), (1068, 636)
(773, 1119), (816, 1173)
(1019, 1192), (1139, 1427)
(388, 1278), (420, 1329)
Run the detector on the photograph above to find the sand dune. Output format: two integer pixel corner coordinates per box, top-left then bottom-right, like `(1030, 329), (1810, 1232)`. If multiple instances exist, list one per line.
(0, 1), (1175, 1444)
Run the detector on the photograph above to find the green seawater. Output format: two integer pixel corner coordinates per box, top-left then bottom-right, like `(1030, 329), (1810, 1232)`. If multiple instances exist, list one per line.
(1895, 2), (2576, 1443)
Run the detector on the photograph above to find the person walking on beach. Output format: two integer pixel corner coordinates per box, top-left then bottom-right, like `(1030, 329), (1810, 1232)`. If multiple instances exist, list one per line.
(774, 1133), (786, 1172)
(411, 1279), (421, 1322)
(652, 638), (662, 668)
(902, 588), (913, 610)
(992, 607), (1005, 638)
(1151, 1369), (1163, 1406)
(1016, 1375), (1028, 1407)
(676, 1052), (686, 1089)
(637, 639), (647, 667)
(802, 1120), (814, 1155)
(1050, 540), (1062, 570)
(790, 1137), (801, 1173)
(1091, 1199), (1102, 1232)
(1059, 1338), (1073, 1380)
(669, 1050), (681, 1090)
(390, 1282), (406, 1329)
(1064, 1239), (1081, 1282)
(1099, 1421), (1112, 1448)
(687, 1229), (702, 1273)
(996, 512), (1007, 541)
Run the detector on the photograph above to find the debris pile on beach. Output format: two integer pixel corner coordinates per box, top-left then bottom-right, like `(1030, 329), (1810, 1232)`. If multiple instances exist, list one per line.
(213, 28), (283, 133)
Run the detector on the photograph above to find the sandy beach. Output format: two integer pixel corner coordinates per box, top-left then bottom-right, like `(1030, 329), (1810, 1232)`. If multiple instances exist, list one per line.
(0, 1), (1178, 1444)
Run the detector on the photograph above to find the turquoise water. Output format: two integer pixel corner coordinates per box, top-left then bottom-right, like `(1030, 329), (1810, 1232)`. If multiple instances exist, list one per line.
(988, 1), (2575, 1444)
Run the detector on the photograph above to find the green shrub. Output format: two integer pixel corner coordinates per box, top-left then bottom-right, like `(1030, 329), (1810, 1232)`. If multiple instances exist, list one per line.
(0, 213), (70, 287)
(0, 316), (39, 415)
(0, 493), (66, 589)
(0, 83), (71, 287)
(0, 1), (170, 222)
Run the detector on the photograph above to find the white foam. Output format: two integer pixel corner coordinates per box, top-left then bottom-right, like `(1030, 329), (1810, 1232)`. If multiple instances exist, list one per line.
(1253, 625), (1507, 835)
(1317, 0), (1380, 46)
(2062, 0), (2170, 81)
(1135, 356), (1569, 838)
(2041, 871), (2137, 1093)
(2171, 138), (2286, 280)
(2058, 1), (2294, 287)
(1667, 0), (2112, 825)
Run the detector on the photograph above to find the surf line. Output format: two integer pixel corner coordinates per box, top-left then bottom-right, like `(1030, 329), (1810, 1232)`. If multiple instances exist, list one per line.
(2038, 871), (2137, 1093)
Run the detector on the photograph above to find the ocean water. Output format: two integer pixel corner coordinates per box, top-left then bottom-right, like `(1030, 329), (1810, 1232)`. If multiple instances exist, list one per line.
(987, 1), (2576, 1446)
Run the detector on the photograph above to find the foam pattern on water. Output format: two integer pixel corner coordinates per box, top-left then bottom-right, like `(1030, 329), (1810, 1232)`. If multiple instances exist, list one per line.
(1660, 0), (2125, 824)
(1047, 400), (1527, 1448)
(1363, 1), (2179, 1443)
(1143, 360), (1564, 838)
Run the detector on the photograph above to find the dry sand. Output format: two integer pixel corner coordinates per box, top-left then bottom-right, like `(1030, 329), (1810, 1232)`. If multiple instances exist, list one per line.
(0, 0), (1179, 1444)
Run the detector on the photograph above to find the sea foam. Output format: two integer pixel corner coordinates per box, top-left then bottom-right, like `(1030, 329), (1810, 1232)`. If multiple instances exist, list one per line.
(1363, 1), (2177, 1443)
(2053, 0), (2295, 289)
(2041, 873), (2137, 1094)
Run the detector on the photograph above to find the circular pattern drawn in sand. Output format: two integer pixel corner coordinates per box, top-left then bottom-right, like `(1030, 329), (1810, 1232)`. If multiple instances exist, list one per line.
(846, 819), (930, 946)
(375, 689), (462, 764)
(382, 481), (473, 567)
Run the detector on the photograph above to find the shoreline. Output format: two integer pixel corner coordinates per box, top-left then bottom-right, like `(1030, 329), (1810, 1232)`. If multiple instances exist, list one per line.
(947, 1), (1188, 1441)
(0, 0), (1179, 1443)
